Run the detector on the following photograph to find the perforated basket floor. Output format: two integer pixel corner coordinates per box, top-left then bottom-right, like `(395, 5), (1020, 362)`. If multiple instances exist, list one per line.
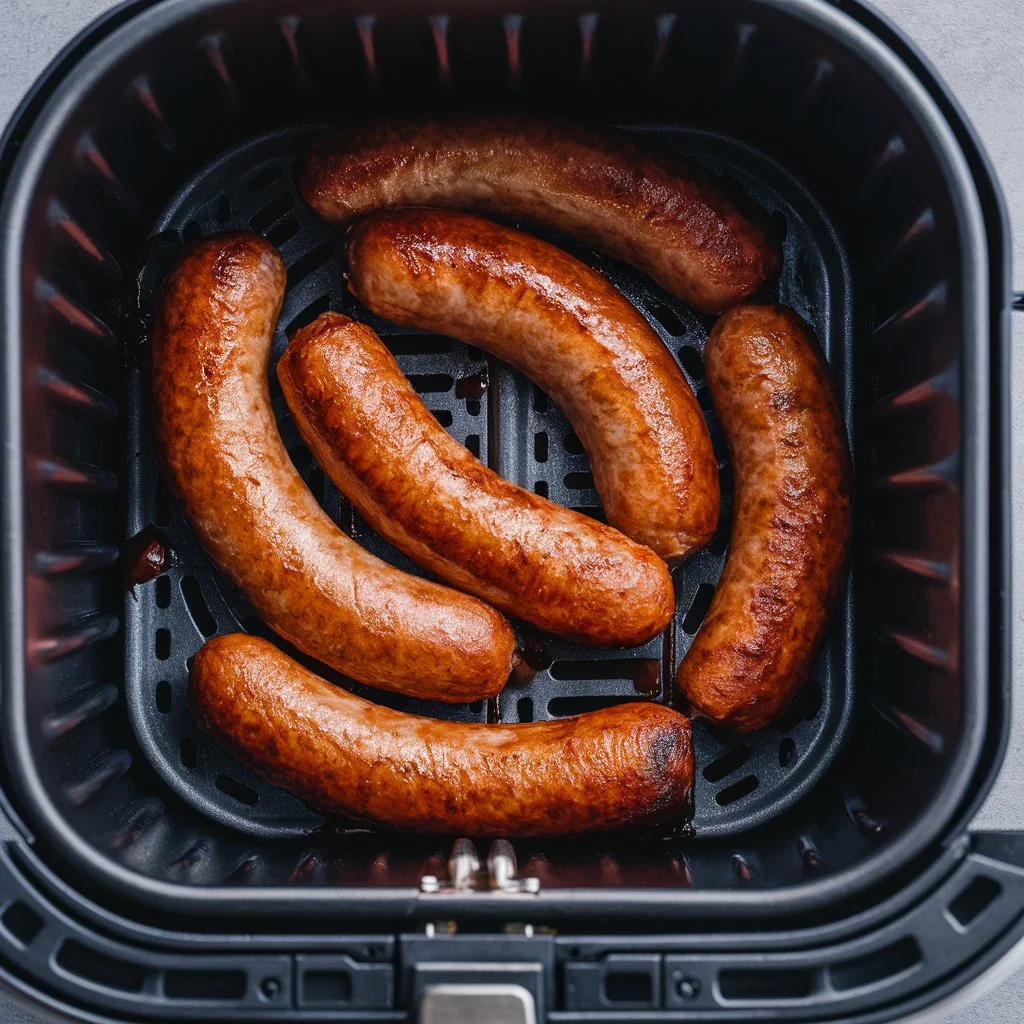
(125, 125), (853, 841)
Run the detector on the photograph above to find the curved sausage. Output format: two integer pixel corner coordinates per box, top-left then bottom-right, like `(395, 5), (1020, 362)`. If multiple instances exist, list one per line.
(346, 209), (720, 564)
(151, 232), (517, 702)
(190, 633), (694, 837)
(299, 116), (778, 314)
(278, 313), (674, 646)
(676, 305), (851, 732)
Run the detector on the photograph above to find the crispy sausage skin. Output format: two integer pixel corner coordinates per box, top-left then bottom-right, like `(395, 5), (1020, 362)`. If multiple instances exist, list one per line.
(151, 232), (517, 702)
(676, 305), (851, 732)
(346, 209), (720, 564)
(278, 313), (674, 647)
(190, 634), (694, 836)
(299, 116), (778, 314)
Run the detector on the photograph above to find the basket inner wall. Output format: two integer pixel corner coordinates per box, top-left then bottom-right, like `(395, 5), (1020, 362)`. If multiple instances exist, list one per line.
(5, 0), (974, 914)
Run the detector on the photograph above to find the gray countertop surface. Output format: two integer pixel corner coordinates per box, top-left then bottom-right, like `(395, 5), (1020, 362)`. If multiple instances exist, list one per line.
(1, 0), (1022, 1021)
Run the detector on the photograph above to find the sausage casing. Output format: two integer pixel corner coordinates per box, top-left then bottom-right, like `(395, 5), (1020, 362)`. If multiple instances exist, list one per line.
(346, 209), (720, 564)
(190, 634), (694, 837)
(151, 232), (517, 702)
(278, 313), (675, 646)
(299, 116), (778, 314)
(676, 305), (852, 732)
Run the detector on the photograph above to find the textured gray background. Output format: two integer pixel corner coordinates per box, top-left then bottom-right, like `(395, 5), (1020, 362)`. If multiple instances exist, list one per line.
(1, 0), (1021, 1021)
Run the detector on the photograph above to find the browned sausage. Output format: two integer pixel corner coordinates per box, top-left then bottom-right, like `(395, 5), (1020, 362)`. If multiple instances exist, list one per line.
(190, 633), (694, 836)
(278, 313), (674, 647)
(346, 209), (720, 564)
(676, 305), (851, 732)
(151, 232), (517, 702)
(298, 116), (778, 314)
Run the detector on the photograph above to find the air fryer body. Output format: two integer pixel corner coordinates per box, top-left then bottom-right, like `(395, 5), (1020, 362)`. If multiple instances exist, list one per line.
(0, 0), (1013, 1021)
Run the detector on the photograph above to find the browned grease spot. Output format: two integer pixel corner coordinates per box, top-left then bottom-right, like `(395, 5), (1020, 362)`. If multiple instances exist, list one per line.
(123, 525), (172, 588)
(455, 369), (488, 401)
(521, 640), (553, 672)
(511, 639), (552, 682)
(634, 661), (661, 695)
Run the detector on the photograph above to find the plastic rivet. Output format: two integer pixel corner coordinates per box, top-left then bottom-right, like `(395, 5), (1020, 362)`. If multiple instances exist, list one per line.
(259, 977), (281, 1000)
(675, 974), (700, 999)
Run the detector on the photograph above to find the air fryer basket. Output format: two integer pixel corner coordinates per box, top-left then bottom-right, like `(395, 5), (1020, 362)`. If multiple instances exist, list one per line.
(0, 0), (1013, 1019)
(0, 0), (995, 915)
(127, 122), (854, 843)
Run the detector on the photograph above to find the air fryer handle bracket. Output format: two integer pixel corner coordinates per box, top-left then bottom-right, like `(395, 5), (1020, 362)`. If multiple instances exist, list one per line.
(4, 829), (1024, 1020)
(553, 840), (1024, 1020)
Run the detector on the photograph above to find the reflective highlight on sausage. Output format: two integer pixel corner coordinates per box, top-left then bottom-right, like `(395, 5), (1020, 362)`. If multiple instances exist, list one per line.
(676, 305), (851, 732)
(299, 116), (778, 313)
(190, 634), (695, 837)
(346, 209), (720, 564)
(279, 312), (675, 646)
(151, 232), (517, 702)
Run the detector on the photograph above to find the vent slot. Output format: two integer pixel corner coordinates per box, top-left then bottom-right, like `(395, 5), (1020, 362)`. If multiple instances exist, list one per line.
(248, 165), (283, 191)
(829, 936), (921, 992)
(534, 431), (549, 462)
(564, 471), (595, 490)
(682, 583), (715, 634)
(215, 773), (259, 806)
(678, 346), (705, 380)
(303, 970), (353, 1003)
(649, 302), (688, 336)
(604, 971), (653, 1003)
(180, 574), (217, 636)
(164, 968), (246, 1000)
(719, 967), (815, 1001)
(387, 334), (454, 356)
(248, 193), (294, 232)
(548, 695), (628, 716)
(948, 876), (1002, 929)
(286, 241), (334, 288)
(407, 373), (454, 394)
(703, 744), (753, 782)
(563, 431), (585, 455)
(286, 294), (331, 337)
(155, 680), (171, 713)
(267, 217), (300, 247)
(180, 736), (198, 770)
(155, 627), (170, 660)
(56, 940), (147, 993)
(1, 902), (44, 946)
(716, 775), (759, 805)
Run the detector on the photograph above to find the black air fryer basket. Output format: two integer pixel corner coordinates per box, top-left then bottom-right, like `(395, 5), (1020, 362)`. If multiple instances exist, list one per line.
(0, 0), (1015, 1021)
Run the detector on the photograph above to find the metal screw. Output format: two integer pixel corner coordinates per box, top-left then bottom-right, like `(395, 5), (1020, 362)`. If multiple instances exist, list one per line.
(675, 975), (700, 1000)
(259, 977), (282, 1001)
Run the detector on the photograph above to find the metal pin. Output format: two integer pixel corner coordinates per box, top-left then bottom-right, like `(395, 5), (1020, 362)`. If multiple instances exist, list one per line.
(503, 14), (523, 90)
(579, 13), (599, 84)
(429, 14), (452, 87)
(450, 837), (481, 889)
(355, 15), (380, 88)
(651, 13), (677, 81)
